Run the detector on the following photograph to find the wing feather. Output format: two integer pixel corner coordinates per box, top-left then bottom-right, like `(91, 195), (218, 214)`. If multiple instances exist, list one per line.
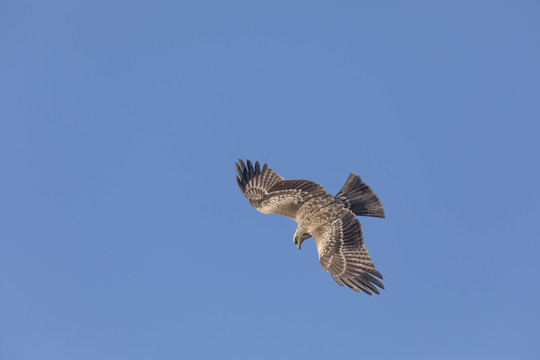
(312, 212), (384, 295)
(235, 159), (329, 220)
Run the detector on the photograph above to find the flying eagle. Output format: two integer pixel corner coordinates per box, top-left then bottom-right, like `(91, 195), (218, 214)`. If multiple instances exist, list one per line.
(235, 159), (385, 295)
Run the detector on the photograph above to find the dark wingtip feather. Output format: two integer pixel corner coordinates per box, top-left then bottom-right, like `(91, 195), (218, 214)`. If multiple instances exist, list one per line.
(355, 278), (380, 295)
(246, 159), (254, 178)
(362, 272), (385, 289)
(235, 162), (243, 179)
(235, 159), (267, 193)
(369, 269), (383, 280)
(238, 159), (246, 172)
(343, 278), (373, 295)
(236, 176), (246, 193)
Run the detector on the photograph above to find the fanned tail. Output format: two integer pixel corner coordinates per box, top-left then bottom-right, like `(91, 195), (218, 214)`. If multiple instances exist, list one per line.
(335, 173), (385, 218)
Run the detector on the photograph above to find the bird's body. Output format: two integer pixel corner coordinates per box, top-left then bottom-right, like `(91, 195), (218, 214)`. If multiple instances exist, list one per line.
(235, 159), (385, 295)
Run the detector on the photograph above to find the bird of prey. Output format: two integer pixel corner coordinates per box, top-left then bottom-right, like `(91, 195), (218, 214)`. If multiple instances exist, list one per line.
(235, 159), (385, 295)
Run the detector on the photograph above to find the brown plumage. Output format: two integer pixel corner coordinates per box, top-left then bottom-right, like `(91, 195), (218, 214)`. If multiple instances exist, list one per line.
(235, 159), (385, 295)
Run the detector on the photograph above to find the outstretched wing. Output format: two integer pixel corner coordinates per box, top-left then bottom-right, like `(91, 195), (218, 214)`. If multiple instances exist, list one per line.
(235, 159), (328, 220)
(312, 211), (384, 295)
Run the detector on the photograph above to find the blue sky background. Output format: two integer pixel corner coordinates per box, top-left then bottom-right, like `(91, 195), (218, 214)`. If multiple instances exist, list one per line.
(1, 1), (539, 359)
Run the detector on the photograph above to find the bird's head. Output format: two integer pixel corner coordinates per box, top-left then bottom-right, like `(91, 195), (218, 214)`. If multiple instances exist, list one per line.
(294, 229), (312, 250)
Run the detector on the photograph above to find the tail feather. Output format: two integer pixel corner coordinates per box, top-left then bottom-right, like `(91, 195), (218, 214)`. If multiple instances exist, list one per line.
(335, 173), (385, 218)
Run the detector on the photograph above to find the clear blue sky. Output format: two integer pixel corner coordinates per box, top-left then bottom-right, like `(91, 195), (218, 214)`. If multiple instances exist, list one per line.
(1, 1), (539, 359)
